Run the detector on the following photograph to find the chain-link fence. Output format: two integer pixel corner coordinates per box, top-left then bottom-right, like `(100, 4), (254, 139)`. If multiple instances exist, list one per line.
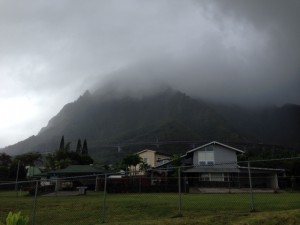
(0, 158), (299, 224)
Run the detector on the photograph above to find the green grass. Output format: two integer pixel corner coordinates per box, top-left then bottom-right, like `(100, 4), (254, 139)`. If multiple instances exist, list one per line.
(0, 191), (299, 225)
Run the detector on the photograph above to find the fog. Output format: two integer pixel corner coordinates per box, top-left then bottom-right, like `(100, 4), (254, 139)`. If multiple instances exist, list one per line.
(0, 0), (299, 147)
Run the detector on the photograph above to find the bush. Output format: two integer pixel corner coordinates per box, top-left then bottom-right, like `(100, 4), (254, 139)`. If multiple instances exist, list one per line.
(0, 211), (29, 225)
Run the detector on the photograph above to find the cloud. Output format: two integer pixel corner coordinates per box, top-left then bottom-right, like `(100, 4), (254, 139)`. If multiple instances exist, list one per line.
(0, 0), (299, 147)
(203, 0), (300, 103)
(88, 0), (300, 105)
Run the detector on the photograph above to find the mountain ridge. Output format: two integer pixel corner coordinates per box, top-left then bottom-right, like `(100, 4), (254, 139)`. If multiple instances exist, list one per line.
(2, 88), (300, 163)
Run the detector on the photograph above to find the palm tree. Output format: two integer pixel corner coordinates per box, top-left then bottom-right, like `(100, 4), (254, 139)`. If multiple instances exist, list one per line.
(139, 162), (151, 173)
(131, 154), (142, 176)
(122, 154), (142, 176)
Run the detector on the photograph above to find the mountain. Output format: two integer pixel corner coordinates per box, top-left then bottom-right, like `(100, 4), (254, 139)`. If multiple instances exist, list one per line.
(213, 103), (300, 147)
(3, 88), (300, 163)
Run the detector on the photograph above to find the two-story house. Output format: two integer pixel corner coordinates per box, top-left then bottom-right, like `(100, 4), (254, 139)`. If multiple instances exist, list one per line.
(183, 141), (243, 184)
(135, 149), (171, 171)
(154, 141), (284, 191)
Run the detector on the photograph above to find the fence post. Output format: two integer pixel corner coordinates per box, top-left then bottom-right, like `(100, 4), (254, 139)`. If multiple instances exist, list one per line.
(139, 176), (141, 193)
(102, 174), (107, 223)
(31, 180), (38, 225)
(228, 173), (231, 193)
(15, 160), (20, 194)
(95, 176), (98, 192)
(248, 161), (255, 211)
(178, 167), (182, 216)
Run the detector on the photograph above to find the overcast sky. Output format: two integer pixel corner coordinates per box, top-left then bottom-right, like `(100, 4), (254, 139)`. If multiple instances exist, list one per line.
(1, 0), (300, 148)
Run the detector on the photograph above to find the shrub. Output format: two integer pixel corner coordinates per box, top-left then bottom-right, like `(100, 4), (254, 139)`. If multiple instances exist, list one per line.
(0, 211), (29, 225)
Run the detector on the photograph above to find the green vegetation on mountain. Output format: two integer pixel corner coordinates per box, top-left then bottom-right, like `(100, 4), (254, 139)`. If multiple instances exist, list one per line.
(3, 88), (300, 164)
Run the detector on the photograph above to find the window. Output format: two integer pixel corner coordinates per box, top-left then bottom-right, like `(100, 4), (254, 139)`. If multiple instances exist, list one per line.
(207, 161), (214, 166)
(210, 173), (224, 182)
(198, 148), (214, 165)
(200, 173), (210, 181)
(143, 158), (149, 164)
(224, 173), (230, 182)
(199, 173), (226, 182)
(199, 161), (206, 166)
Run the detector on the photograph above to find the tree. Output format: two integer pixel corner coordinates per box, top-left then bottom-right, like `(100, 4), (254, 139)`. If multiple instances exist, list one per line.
(45, 137), (93, 170)
(14, 152), (42, 166)
(122, 154), (142, 176)
(45, 153), (56, 171)
(8, 160), (26, 179)
(82, 139), (88, 155)
(131, 154), (142, 175)
(171, 154), (182, 167)
(122, 155), (132, 174)
(59, 135), (65, 151)
(139, 162), (151, 172)
(0, 153), (12, 178)
(6, 152), (42, 180)
(76, 139), (82, 153)
(113, 161), (127, 172)
(171, 154), (182, 177)
(0, 153), (12, 166)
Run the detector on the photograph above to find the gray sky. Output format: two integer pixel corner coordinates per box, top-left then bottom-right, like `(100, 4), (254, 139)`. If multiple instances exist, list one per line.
(1, 0), (300, 148)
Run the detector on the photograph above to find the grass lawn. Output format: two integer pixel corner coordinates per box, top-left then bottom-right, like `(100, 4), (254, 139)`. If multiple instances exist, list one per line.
(0, 191), (299, 225)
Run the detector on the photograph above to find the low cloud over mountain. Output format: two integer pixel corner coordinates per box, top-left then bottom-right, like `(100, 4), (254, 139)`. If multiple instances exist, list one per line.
(3, 88), (299, 164)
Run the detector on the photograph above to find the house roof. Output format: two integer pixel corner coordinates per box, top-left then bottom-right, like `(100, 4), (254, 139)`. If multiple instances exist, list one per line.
(185, 141), (244, 156)
(49, 165), (105, 175)
(135, 149), (171, 157)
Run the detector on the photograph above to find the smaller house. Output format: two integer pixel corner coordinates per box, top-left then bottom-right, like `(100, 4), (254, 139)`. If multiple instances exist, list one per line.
(133, 149), (171, 183)
(44, 165), (106, 191)
(135, 149), (171, 170)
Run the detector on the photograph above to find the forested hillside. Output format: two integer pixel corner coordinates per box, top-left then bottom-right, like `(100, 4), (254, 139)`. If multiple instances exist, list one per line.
(3, 88), (300, 163)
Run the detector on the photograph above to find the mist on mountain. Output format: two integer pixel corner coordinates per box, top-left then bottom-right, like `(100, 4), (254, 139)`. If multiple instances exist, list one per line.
(3, 85), (299, 164)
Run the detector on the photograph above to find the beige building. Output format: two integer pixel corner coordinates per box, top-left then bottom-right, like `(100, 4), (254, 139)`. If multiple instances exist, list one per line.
(135, 149), (171, 172)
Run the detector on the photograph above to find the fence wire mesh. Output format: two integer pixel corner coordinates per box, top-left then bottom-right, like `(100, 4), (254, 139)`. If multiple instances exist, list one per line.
(0, 158), (299, 224)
